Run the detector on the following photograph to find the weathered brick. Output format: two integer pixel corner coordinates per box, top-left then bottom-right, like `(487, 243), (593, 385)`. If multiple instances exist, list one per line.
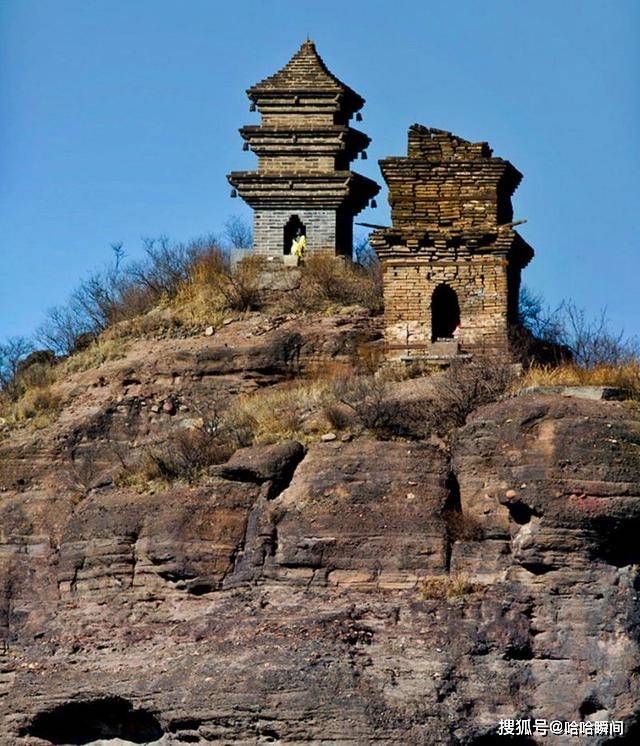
(370, 125), (534, 359)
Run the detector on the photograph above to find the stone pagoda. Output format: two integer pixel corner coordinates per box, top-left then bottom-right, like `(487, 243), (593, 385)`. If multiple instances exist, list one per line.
(227, 40), (379, 259)
(370, 125), (534, 359)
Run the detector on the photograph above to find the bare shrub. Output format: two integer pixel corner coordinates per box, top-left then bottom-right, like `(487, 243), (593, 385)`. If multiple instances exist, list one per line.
(12, 386), (61, 425)
(187, 244), (229, 284)
(322, 402), (354, 431)
(303, 253), (351, 300)
(353, 234), (377, 267)
(331, 371), (431, 439)
(217, 257), (264, 311)
(135, 403), (254, 485)
(559, 303), (638, 368)
(16, 350), (57, 392)
(333, 357), (513, 441)
(142, 427), (232, 484)
(282, 253), (382, 313)
(129, 236), (194, 298)
(518, 286), (565, 344)
(354, 236), (383, 312)
(37, 235), (226, 354)
(37, 305), (88, 356)
(426, 355), (516, 435)
(221, 408), (257, 449)
(0, 340), (60, 428)
(333, 373), (391, 431)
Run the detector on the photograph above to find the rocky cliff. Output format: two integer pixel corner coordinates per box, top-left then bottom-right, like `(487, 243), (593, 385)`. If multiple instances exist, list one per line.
(1, 311), (639, 745)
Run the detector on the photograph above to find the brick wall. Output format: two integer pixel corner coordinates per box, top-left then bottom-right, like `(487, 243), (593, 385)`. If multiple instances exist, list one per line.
(258, 155), (336, 172)
(382, 254), (510, 354)
(261, 112), (335, 127)
(253, 209), (339, 256)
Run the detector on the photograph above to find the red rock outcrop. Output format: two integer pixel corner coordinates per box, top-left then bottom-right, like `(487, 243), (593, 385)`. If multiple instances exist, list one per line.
(1, 323), (639, 744)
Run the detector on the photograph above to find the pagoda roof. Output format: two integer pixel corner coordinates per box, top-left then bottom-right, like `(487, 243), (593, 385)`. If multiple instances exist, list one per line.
(247, 40), (364, 110)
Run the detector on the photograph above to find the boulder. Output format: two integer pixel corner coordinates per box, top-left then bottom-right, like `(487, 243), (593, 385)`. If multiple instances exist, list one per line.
(212, 440), (305, 498)
(269, 439), (451, 585)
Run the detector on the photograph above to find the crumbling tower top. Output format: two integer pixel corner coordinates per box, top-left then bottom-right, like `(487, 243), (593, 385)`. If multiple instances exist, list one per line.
(372, 124), (530, 255)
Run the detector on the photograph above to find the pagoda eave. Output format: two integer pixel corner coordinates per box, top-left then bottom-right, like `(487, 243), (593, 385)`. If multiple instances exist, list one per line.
(247, 89), (365, 114)
(239, 125), (370, 158)
(510, 231), (535, 268)
(228, 171), (378, 213)
(370, 224), (533, 264)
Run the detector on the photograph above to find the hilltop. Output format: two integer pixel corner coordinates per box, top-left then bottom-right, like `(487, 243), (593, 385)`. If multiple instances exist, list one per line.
(1, 255), (640, 743)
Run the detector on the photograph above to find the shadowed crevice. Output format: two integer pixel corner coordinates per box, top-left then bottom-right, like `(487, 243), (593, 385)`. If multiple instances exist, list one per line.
(21, 696), (164, 744)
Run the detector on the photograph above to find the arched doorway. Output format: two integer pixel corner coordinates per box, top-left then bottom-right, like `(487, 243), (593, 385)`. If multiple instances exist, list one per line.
(283, 215), (306, 255)
(431, 284), (460, 341)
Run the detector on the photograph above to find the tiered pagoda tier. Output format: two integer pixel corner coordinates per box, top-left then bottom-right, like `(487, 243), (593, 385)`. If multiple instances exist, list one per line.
(370, 125), (534, 358)
(227, 40), (380, 258)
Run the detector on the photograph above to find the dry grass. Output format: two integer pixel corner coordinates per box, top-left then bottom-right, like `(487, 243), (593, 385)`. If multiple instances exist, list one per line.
(280, 254), (383, 314)
(0, 337), (129, 429)
(169, 282), (227, 330)
(7, 385), (61, 428)
(519, 361), (640, 399)
(62, 337), (130, 375)
(0, 337), (131, 429)
(122, 253), (262, 334)
(231, 379), (338, 444)
(419, 574), (479, 600)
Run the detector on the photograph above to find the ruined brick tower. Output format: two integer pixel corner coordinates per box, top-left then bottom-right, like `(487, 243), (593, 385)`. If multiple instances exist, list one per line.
(227, 40), (379, 258)
(370, 125), (534, 358)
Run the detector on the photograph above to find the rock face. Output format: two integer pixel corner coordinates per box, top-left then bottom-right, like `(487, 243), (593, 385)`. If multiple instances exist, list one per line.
(0, 310), (380, 497)
(1, 323), (640, 746)
(452, 394), (640, 740)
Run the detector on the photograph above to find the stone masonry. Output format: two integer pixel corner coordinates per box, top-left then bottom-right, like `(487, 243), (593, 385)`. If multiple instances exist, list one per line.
(227, 40), (379, 258)
(370, 125), (534, 358)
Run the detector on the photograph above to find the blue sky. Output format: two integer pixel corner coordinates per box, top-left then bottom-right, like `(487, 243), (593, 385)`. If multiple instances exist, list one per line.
(1, 0), (638, 340)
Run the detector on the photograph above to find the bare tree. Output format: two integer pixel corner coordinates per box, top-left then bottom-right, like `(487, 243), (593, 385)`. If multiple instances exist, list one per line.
(519, 287), (638, 367)
(37, 304), (89, 356)
(0, 337), (34, 399)
(560, 303), (638, 367)
(518, 286), (565, 342)
(353, 234), (377, 267)
(224, 215), (253, 250)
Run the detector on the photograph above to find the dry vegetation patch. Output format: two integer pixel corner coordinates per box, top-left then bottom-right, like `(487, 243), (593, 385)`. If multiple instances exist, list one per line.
(229, 379), (338, 444)
(419, 574), (479, 600)
(519, 361), (640, 400)
(280, 253), (383, 315)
